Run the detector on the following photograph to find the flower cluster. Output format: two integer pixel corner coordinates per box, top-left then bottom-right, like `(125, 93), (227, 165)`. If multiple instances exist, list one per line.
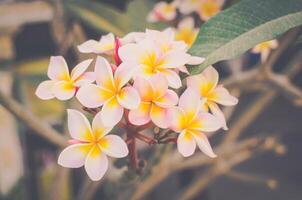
(36, 29), (238, 181)
(147, 0), (224, 23)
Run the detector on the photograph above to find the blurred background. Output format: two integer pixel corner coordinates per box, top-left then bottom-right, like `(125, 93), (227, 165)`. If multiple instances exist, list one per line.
(0, 0), (302, 200)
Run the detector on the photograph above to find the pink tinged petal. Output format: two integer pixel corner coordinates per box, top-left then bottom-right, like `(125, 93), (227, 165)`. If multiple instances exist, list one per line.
(74, 72), (96, 87)
(47, 56), (70, 81)
(133, 76), (154, 102)
(95, 56), (115, 90)
(67, 109), (94, 141)
(190, 112), (222, 132)
(35, 80), (55, 100)
(52, 81), (76, 100)
(77, 40), (102, 53)
(150, 104), (169, 129)
(84, 146), (108, 181)
(114, 62), (138, 89)
(154, 89), (178, 108)
(76, 84), (113, 108)
(209, 86), (238, 106)
(128, 102), (152, 126)
(167, 107), (186, 132)
(117, 86), (140, 109)
(179, 88), (201, 120)
(118, 43), (142, 62)
(162, 51), (190, 69)
(58, 144), (92, 168)
(101, 97), (124, 126)
(160, 69), (182, 89)
(92, 111), (113, 139)
(187, 56), (205, 65)
(192, 131), (217, 158)
(100, 135), (129, 158)
(177, 130), (196, 157)
(207, 101), (228, 130)
(149, 73), (168, 98)
(71, 59), (93, 82)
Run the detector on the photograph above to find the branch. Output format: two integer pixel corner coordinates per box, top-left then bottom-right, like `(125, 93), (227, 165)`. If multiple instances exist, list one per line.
(0, 89), (67, 147)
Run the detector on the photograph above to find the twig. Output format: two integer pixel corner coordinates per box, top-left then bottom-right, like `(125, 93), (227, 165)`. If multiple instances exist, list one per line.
(0, 89), (67, 147)
(75, 178), (102, 200)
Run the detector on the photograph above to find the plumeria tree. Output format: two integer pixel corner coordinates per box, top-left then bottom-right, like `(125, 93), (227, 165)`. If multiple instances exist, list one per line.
(0, 0), (302, 199)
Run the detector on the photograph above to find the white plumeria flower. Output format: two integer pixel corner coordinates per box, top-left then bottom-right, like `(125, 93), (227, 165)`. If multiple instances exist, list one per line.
(168, 88), (222, 157)
(174, 17), (199, 47)
(129, 74), (178, 128)
(251, 39), (278, 62)
(147, 1), (177, 23)
(35, 56), (94, 100)
(118, 38), (190, 89)
(76, 56), (140, 126)
(144, 28), (204, 74)
(58, 110), (128, 181)
(145, 28), (188, 53)
(78, 33), (115, 54)
(176, 0), (202, 14)
(187, 66), (238, 130)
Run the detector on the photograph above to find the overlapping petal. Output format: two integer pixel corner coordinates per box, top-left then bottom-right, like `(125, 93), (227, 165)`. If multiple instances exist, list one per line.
(92, 111), (113, 139)
(95, 56), (115, 91)
(150, 104), (169, 128)
(208, 86), (238, 106)
(99, 135), (129, 158)
(179, 88), (200, 120)
(117, 86), (140, 110)
(47, 56), (70, 81)
(70, 59), (93, 82)
(177, 130), (196, 157)
(154, 89), (178, 108)
(128, 102), (152, 126)
(189, 112), (222, 132)
(192, 131), (217, 158)
(207, 101), (228, 130)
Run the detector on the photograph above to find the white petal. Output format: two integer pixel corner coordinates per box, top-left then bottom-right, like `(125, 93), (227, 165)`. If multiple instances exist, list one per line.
(71, 59), (93, 81)
(67, 109), (93, 141)
(114, 62), (138, 89)
(92, 111), (113, 139)
(187, 56), (205, 65)
(84, 146), (108, 181)
(177, 130), (196, 157)
(117, 86), (140, 109)
(101, 97), (124, 127)
(179, 88), (200, 119)
(35, 80), (55, 100)
(193, 131), (217, 158)
(208, 102), (228, 130)
(161, 69), (182, 89)
(100, 135), (129, 158)
(94, 56), (115, 90)
(58, 144), (92, 168)
(47, 56), (70, 81)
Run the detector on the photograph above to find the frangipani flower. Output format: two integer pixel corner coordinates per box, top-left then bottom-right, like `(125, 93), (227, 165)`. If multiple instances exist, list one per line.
(58, 109), (128, 181)
(36, 56), (94, 100)
(198, 0), (222, 21)
(119, 38), (190, 89)
(174, 17), (199, 47)
(145, 28), (187, 53)
(251, 39), (278, 62)
(168, 88), (222, 157)
(147, 1), (177, 23)
(78, 33), (115, 55)
(187, 66), (238, 130)
(76, 56), (140, 126)
(129, 74), (178, 128)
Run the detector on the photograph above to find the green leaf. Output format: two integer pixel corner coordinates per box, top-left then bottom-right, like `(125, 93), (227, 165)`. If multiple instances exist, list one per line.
(189, 0), (302, 75)
(64, 0), (129, 36)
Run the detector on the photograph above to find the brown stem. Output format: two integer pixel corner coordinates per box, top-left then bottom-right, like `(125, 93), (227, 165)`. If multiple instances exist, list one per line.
(136, 121), (154, 131)
(158, 137), (177, 144)
(135, 132), (157, 145)
(82, 107), (99, 115)
(126, 128), (140, 173)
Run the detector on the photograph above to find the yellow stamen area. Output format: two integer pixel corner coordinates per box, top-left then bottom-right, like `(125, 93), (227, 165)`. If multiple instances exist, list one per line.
(183, 130), (193, 141)
(97, 43), (114, 52)
(140, 52), (166, 75)
(59, 72), (71, 81)
(200, 82), (215, 97)
(63, 81), (75, 91)
(98, 138), (109, 149)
